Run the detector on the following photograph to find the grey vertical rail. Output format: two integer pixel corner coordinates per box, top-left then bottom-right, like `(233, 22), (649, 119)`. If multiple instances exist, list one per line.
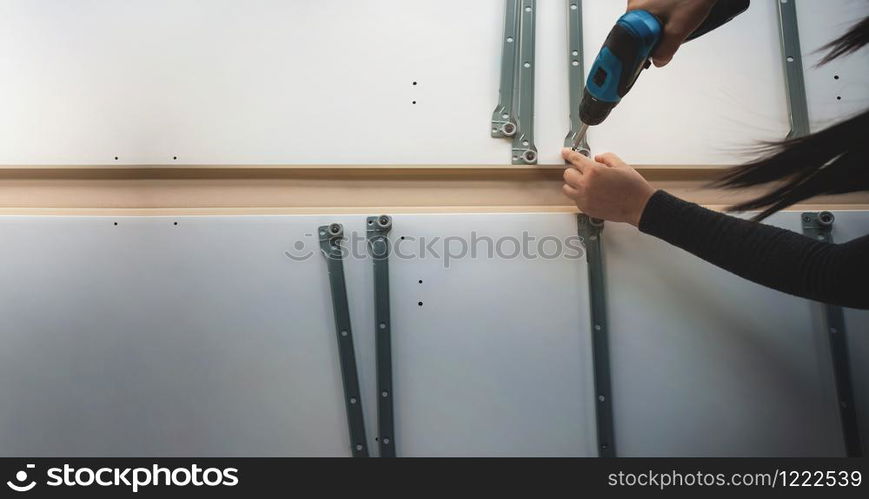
(367, 215), (396, 457)
(801, 212), (862, 457)
(318, 223), (369, 458)
(512, 0), (538, 165)
(564, 0), (590, 155)
(577, 214), (615, 457)
(491, 0), (521, 139)
(776, 0), (810, 138)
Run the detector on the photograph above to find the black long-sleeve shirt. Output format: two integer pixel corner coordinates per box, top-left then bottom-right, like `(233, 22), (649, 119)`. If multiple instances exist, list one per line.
(638, 190), (869, 309)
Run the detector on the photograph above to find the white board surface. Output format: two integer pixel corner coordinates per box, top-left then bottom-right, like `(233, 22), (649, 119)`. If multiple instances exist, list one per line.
(0, 210), (866, 456)
(0, 0), (865, 166)
(0, 213), (595, 456)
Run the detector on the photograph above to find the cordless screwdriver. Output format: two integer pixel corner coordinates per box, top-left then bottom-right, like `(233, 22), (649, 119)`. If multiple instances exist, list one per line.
(571, 0), (750, 152)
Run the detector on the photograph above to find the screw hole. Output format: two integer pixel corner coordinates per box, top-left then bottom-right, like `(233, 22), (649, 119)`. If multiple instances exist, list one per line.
(418, 279), (423, 284)
(836, 96), (842, 100)
(834, 74), (839, 80)
(113, 222), (118, 226)
(114, 156), (119, 160)
(412, 81), (417, 85)
(173, 222), (178, 226)
(172, 156), (177, 160)
(400, 236), (405, 240)
(412, 100), (417, 104)
(418, 301), (423, 307)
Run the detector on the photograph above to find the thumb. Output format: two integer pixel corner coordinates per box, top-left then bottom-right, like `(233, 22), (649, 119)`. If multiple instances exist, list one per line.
(594, 152), (626, 168)
(651, 29), (684, 67)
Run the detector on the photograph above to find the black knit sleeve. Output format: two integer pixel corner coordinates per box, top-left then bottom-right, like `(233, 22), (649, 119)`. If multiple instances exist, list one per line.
(638, 190), (869, 309)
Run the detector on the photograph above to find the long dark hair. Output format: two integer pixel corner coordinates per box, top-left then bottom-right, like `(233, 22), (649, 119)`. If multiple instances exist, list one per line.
(714, 16), (869, 220)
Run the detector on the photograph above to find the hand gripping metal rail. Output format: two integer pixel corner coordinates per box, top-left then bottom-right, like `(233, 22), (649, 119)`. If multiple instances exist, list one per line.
(319, 223), (369, 457)
(366, 215), (397, 457)
(801, 212), (862, 457)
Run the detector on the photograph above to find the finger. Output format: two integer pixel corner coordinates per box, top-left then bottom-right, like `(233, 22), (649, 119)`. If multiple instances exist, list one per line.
(562, 183), (579, 199)
(561, 147), (595, 173)
(651, 23), (691, 67)
(594, 152), (625, 168)
(563, 166), (583, 188)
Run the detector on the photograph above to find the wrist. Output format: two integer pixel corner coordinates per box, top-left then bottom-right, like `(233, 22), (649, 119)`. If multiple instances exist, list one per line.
(630, 187), (657, 227)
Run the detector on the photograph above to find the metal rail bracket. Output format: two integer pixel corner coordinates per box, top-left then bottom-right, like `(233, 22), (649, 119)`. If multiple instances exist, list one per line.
(776, 0), (810, 138)
(491, 0), (521, 139)
(511, 0), (538, 165)
(318, 223), (370, 458)
(577, 214), (616, 457)
(366, 215), (396, 457)
(801, 211), (862, 457)
(564, 0), (590, 156)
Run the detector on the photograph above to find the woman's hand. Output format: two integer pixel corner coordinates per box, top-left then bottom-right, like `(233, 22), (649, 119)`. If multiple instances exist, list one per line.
(627, 0), (717, 67)
(561, 148), (656, 227)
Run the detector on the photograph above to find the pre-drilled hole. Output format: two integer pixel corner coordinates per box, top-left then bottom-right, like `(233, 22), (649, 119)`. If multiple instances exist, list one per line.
(418, 301), (423, 307)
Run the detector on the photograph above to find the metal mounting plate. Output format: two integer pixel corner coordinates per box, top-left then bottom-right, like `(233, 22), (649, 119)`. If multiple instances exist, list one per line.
(776, 0), (810, 138)
(564, 0), (590, 155)
(511, 0), (538, 165)
(366, 215), (396, 457)
(801, 212), (862, 457)
(318, 223), (369, 458)
(577, 214), (615, 457)
(491, 0), (521, 139)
